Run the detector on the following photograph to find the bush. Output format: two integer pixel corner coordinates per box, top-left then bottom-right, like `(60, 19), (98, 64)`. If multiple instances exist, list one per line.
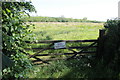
(103, 19), (120, 64)
(93, 19), (120, 78)
(2, 2), (36, 79)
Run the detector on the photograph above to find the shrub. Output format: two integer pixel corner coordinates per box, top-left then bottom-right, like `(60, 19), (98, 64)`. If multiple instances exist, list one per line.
(93, 19), (120, 78)
(2, 2), (36, 79)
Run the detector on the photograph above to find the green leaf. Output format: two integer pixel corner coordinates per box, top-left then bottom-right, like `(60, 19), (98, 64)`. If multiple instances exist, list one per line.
(6, 8), (11, 13)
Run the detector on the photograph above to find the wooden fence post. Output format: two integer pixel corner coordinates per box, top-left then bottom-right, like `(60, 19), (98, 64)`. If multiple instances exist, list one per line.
(96, 29), (106, 59)
(99, 29), (106, 38)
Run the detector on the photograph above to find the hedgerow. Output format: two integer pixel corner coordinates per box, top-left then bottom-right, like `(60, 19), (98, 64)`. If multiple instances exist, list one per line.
(92, 19), (120, 78)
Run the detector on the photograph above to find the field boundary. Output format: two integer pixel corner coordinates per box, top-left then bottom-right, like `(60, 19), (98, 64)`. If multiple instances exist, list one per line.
(25, 29), (106, 64)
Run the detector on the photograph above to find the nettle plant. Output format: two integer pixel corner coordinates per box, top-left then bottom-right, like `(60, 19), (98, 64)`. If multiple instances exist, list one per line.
(2, 2), (36, 79)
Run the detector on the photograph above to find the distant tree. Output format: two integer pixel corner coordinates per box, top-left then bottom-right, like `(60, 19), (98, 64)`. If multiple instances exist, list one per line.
(83, 17), (87, 20)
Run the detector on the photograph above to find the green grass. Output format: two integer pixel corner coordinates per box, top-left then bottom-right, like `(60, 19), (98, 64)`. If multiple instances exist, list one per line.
(24, 59), (90, 78)
(30, 22), (104, 40)
(24, 22), (105, 78)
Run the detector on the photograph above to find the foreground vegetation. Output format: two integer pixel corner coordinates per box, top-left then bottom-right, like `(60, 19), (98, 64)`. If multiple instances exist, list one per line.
(2, 2), (36, 79)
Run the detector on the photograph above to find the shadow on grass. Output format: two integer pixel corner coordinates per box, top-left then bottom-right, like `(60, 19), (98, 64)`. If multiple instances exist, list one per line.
(60, 58), (91, 78)
(60, 55), (120, 79)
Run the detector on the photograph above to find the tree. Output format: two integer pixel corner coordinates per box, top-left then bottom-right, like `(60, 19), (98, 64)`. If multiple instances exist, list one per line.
(83, 17), (87, 21)
(2, 1), (36, 79)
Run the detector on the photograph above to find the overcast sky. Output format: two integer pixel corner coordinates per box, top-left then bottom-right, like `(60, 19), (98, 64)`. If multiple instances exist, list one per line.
(30, 0), (120, 21)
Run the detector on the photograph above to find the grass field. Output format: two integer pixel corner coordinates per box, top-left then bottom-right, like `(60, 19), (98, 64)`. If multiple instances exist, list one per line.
(24, 22), (105, 78)
(29, 22), (104, 40)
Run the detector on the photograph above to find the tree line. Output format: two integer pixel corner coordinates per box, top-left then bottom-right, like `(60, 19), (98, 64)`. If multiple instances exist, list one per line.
(22, 16), (103, 23)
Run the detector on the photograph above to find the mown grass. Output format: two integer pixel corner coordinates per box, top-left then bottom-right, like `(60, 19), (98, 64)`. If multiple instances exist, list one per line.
(24, 22), (105, 78)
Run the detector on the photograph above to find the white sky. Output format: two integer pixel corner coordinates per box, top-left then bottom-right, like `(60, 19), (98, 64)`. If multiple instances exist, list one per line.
(30, 0), (120, 21)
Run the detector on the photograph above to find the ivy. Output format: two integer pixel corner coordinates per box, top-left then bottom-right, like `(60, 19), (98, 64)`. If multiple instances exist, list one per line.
(2, 2), (36, 79)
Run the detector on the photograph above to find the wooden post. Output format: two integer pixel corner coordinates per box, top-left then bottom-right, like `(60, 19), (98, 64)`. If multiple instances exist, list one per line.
(99, 29), (106, 38)
(96, 29), (106, 59)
